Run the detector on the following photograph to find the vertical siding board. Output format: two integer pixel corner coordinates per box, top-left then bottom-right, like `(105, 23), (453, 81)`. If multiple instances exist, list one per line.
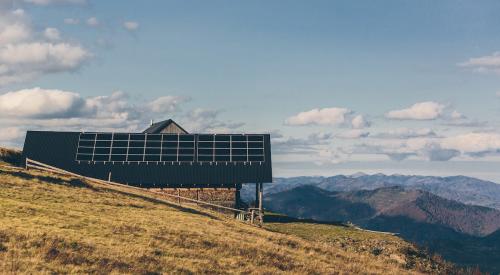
(22, 131), (273, 187)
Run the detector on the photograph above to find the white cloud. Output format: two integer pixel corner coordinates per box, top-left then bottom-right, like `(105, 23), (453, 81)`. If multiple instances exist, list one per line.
(82, 90), (136, 121)
(373, 128), (437, 139)
(123, 21), (139, 31)
(450, 110), (465, 120)
(272, 132), (334, 155)
(351, 114), (370, 129)
(43, 27), (60, 40)
(148, 96), (190, 113)
(0, 87), (89, 118)
(0, 8), (90, 86)
(353, 143), (416, 161)
(441, 133), (500, 155)
(336, 129), (370, 139)
(86, 17), (99, 27)
(307, 132), (334, 142)
(0, 42), (89, 85)
(183, 108), (244, 133)
(441, 110), (487, 128)
(0, 42), (87, 66)
(0, 23), (30, 44)
(0, 87), (240, 147)
(0, 127), (23, 142)
(385, 101), (445, 120)
(64, 18), (79, 25)
(0, 87), (197, 146)
(459, 52), (500, 74)
(353, 138), (445, 161)
(315, 148), (347, 165)
(285, 107), (351, 126)
(0, 88), (145, 121)
(0, 14), (30, 44)
(23, 0), (86, 5)
(12, 9), (25, 16)
(350, 130), (500, 162)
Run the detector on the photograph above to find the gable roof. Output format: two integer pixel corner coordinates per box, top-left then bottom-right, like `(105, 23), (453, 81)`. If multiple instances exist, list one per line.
(142, 119), (188, 134)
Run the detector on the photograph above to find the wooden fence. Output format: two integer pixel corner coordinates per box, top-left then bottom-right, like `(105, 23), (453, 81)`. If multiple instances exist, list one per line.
(25, 158), (263, 224)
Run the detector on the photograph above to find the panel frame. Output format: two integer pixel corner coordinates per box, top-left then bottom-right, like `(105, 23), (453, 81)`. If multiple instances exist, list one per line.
(75, 133), (266, 163)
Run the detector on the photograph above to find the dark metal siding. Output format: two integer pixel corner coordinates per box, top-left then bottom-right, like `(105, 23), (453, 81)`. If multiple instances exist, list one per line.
(22, 131), (272, 188)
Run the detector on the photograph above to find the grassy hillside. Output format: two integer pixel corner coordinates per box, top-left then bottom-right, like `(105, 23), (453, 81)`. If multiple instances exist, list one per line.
(0, 157), (455, 273)
(267, 185), (500, 237)
(265, 185), (500, 273)
(0, 147), (21, 166)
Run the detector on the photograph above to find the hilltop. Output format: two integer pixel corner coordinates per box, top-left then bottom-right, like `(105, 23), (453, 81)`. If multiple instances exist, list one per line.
(265, 185), (500, 236)
(0, 150), (454, 274)
(265, 185), (500, 273)
(243, 174), (500, 210)
(0, 147), (21, 166)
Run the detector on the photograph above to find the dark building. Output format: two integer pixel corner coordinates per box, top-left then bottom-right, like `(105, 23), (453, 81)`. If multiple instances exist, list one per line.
(22, 119), (272, 209)
(143, 119), (188, 134)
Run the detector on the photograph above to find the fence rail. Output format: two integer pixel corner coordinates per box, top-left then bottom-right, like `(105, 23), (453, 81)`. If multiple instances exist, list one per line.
(24, 158), (262, 223)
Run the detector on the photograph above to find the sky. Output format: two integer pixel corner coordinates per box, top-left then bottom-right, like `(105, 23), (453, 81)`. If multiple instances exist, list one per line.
(2, 0), (500, 181)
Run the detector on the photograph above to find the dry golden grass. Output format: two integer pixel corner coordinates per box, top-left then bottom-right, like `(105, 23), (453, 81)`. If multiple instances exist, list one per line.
(0, 147), (21, 166)
(0, 162), (455, 274)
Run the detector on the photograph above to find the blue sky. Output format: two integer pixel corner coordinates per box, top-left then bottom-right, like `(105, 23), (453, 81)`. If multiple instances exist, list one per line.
(2, 0), (500, 181)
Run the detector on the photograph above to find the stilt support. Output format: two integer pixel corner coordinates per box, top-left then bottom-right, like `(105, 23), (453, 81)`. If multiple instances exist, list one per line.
(258, 182), (263, 223)
(252, 182), (264, 224)
(235, 188), (241, 209)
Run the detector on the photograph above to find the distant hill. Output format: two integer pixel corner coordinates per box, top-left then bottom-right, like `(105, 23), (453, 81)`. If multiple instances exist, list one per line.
(264, 185), (500, 273)
(242, 174), (500, 210)
(265, 185), (500, 236)
(0, 147), (21, 166)
(0, 150), (454, 274)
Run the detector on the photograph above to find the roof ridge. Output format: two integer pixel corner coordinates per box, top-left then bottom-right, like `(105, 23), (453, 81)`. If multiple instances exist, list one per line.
(142, 119), (188, 134)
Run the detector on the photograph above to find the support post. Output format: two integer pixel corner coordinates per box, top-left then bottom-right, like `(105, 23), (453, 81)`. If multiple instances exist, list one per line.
(258, 182), (263, 223)
(108, 171), (112, 182)
(235, 188), (241, 209)
(255, 182), (260, 208)
(177, 189), (181, 204)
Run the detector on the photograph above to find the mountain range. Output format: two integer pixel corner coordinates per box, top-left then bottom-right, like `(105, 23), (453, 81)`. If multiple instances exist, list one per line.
(262, 184), (500, 273)
(0, 148), (457, 274)
(242, 174), (500, 210)
(265, 185), (500, 236)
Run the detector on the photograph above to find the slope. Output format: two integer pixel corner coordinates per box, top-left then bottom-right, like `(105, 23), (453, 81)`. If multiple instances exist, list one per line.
(265, 185), (500, 273)
(0, 160), (454, 274)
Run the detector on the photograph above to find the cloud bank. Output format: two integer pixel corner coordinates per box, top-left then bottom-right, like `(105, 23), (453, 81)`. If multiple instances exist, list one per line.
(386, 101), (445, 120)
(123, 21), (139, 31)
(285, 107), (351, 126)
(0, 7), (90, 86)
(459, 52), (500, 74)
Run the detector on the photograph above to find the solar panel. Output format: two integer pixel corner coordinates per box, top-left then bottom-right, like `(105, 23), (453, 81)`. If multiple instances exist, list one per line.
(75, 133), (265, 163)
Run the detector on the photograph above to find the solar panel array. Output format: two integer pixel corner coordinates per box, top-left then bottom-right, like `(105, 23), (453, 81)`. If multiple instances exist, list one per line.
(75, 133), (265, 163)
